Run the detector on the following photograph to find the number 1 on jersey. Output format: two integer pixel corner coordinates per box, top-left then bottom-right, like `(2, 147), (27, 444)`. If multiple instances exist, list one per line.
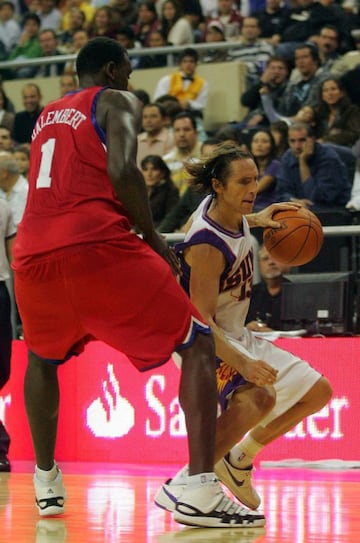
(36, 138), (55, 188)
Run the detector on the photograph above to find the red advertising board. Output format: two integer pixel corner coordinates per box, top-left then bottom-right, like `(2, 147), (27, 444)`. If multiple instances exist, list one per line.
(1, 338), (358, 464)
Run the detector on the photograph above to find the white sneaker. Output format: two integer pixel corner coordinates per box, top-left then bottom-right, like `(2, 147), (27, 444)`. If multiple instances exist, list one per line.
(154, 478), (185, 512)
(34, 465), (66, 516)
(215, 455), (260, 510)
(173, 479), (265, 528)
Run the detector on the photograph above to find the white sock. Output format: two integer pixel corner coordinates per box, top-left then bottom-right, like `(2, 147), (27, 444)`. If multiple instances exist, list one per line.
(35, 462), (58, 482)
(186, 472), (216, 486)
(230, 435), (264, 468)
(171, 464), (189, 485)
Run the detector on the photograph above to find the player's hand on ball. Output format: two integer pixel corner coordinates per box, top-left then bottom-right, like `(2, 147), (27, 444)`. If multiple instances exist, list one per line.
(242, 358), (278, 387)
(253, 202), (302, 229)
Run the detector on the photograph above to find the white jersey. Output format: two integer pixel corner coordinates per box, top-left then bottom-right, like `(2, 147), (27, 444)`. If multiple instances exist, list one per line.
(176, 195), (254, 338)
(175, 195), (322, 426)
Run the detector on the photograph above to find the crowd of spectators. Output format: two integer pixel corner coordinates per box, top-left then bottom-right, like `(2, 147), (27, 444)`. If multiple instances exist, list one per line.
(0, 0), (359, 229)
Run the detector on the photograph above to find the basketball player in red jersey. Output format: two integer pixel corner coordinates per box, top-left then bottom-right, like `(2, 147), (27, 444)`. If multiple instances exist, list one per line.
(12, 38), (274, 527)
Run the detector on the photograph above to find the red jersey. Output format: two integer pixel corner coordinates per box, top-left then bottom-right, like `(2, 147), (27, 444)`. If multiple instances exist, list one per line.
(13, 86), (132, 266)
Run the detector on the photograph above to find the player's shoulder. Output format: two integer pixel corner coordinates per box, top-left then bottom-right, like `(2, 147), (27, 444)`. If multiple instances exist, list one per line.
(100, 88), (139, 111)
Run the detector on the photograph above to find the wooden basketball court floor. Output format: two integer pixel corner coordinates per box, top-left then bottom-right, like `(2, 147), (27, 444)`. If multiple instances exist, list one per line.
(2, 462), (360, 543)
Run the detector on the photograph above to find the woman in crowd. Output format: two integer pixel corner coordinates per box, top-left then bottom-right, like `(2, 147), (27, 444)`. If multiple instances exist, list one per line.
(88, 6), (117, 39)
(137, 29), (169, 69)
(133, 1), (161, 47)
(140, 155), (179, 227)
(202, 20), (228, 63)
(313, 76), (360, 148)
(250, 129), (279, 210)
(0, 88), (14, 132)
(160, 0), (193, 46)
(269, 120), (289, 159)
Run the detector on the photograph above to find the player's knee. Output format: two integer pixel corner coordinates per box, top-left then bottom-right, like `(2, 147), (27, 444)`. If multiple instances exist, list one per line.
(253, 385), (276, 415)
(316, 376), (333, 407)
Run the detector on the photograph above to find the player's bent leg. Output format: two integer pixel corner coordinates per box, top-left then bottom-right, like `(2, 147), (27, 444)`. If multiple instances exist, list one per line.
(215, 385), (275, 460)
(24, 351), (66, 516)
(250, 376), (332, 446)
(172, 334), (266, 528)
(214, 385), (275, 510)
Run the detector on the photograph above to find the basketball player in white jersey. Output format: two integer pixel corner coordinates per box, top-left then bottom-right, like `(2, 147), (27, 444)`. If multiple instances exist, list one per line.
(155, 144), (332, 512)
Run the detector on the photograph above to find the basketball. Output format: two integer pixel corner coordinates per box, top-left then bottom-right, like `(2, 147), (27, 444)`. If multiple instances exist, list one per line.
(263, 208), (323, 266)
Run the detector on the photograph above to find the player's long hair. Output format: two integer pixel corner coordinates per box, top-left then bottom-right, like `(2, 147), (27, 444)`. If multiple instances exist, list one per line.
(185, 143), (253, 195)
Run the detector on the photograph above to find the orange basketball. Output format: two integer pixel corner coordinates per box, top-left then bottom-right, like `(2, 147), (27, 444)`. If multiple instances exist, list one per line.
(263, 208), (324, 266)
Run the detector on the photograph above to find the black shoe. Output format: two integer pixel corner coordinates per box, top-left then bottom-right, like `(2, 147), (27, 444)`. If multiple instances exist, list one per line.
(0, 457), (11, 472)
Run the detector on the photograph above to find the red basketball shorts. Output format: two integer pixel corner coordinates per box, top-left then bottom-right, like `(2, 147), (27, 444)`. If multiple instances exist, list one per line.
(14, 235), (210, 371)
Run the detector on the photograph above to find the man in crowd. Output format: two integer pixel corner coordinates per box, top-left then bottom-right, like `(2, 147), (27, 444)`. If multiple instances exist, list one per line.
(153, 48), (208, 123)
(136, 102), (173, 166)
(13, 83), (43, 145)
(227, 17), (274, 85)
(163, 112), (202, 195)
(37, 28), (66, 77)
(246, 245), (291, 331)
(240, 55), (289, 128)
(276, 122), (351, 208)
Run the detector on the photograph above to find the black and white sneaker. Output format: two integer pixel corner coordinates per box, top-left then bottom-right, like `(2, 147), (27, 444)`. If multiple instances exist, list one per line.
(34, 465), (66, 516)
(173, 479), (265, 528)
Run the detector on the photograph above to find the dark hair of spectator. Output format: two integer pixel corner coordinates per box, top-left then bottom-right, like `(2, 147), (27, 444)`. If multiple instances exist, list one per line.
(116, 26), (135, 40)
(161, 0), (183, 36)
(288, 121), (315, 137)
(76, 37), (126, 77)
(23, 12), (41, 26)
(266, 56), (289, 71)
(140, 154), (171, 179)
(70, 7), (86, 25)
(295, 42), (320, 64)
(214, 124), (247, 147)
(0, 87), (11, 112)
(138, 0), (158, 16)
(173, 111), (197, 130)
(270, 120), (289, 158)
(13, 144), (30, 158)
(132, 89), (150, 106)
(316, 76), (351, 116)
(155, 95), (182, 121)
(143, 102), (166, 117)
(1, 1), (15, 12)
(148, 28), (168, 43)
(249, 129), (277, 166)
(320, 24), (339, 38)
(40, 28), (57, 39)
(185, 143), (253, 194)
(179, 47), (199, 63)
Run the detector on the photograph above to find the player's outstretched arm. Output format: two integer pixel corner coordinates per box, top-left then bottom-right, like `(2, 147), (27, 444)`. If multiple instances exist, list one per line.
(246, 202), (301, 229)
